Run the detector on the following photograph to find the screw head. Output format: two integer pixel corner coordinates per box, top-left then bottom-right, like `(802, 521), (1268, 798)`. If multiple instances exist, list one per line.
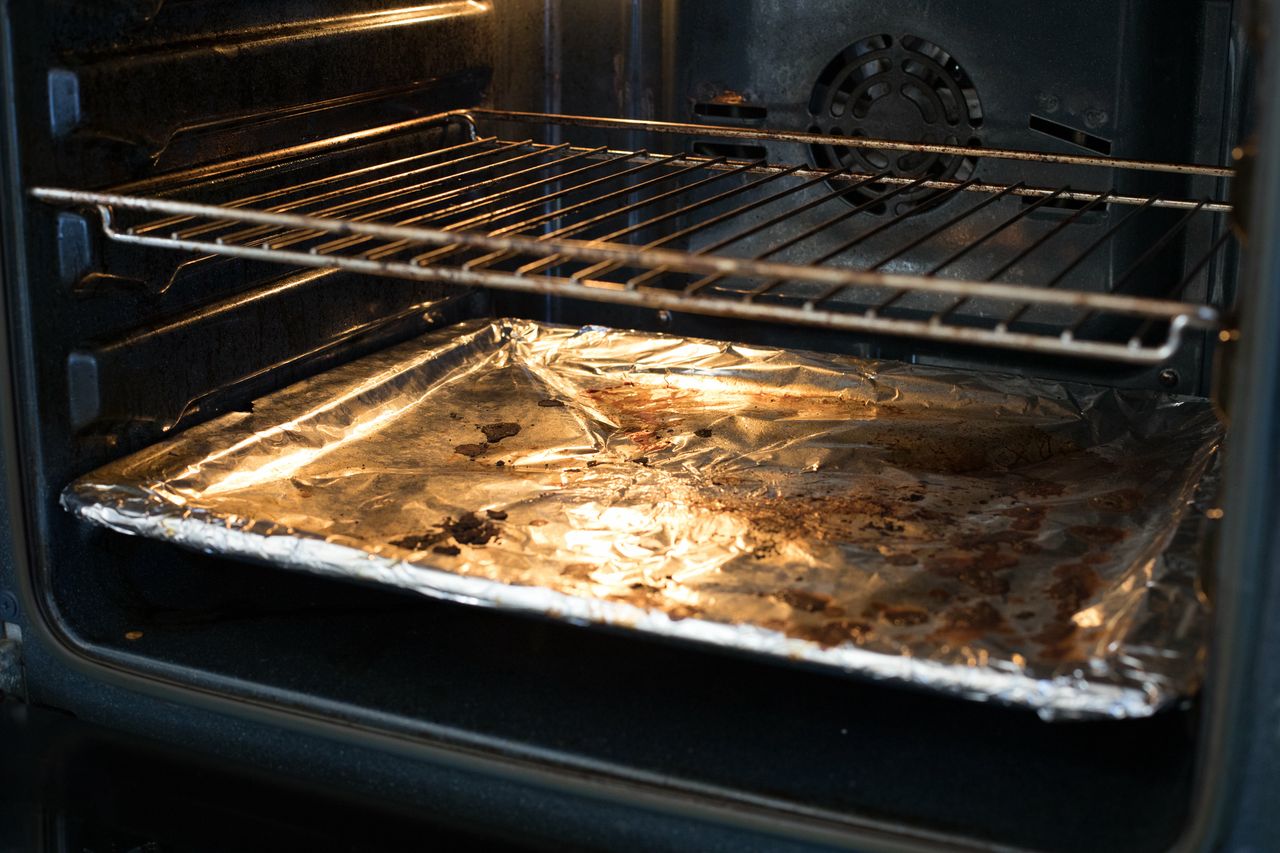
(0, 592), (17, 621)
(1036, 93), (1061, 113)
(1158, 368), (1180, 388)
(655, 309), (673, 327)
(1084, 109), (1108, 129)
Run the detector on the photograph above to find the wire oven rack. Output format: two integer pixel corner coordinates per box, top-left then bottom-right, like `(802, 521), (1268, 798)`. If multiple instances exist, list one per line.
(32, 109), (1234, 364)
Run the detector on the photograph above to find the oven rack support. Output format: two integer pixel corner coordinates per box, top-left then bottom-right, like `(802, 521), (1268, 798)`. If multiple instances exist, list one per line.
(31, 109), (1233, 365)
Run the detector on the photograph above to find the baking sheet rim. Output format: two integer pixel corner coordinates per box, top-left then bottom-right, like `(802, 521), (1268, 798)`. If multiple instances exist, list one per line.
(73, 499), (1148, 720)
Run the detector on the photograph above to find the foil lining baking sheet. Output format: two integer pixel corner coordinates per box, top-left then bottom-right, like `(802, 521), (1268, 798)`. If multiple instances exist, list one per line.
(63, 319), (1222, 719)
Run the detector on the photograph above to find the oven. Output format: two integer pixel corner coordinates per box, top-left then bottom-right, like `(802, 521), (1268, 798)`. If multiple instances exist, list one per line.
(2, 1), (1279, 850)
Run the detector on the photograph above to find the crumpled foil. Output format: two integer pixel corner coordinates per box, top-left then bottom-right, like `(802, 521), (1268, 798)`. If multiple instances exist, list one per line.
(63, 319), (1222, 719)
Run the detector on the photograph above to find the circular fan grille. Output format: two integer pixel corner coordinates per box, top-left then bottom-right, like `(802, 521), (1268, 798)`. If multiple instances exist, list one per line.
(808, 34), (983, 215)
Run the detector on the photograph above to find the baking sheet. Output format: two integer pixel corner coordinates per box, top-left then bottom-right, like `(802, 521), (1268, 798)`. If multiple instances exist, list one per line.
(63, 318), (1222, 719)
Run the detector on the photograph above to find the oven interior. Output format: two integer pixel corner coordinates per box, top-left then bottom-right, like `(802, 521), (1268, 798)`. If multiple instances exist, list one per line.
(0, 1), (1253, 850)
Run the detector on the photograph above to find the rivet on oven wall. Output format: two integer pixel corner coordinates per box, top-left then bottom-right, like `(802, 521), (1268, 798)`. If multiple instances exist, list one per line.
(0, 593), (17, 621)
(656, 309), (673, 327)
(1036, 93), (1060, 114)
(1159, 368), (1180, 388)
(1084, 109), (1109, 129)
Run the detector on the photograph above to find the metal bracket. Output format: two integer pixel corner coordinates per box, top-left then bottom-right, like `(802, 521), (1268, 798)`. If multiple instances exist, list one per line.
(0, 636), (24, 702)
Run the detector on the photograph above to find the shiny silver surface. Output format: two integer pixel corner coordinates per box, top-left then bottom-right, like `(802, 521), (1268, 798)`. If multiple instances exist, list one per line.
(471, 109), (1238, 178)
(62, 319), (1221, 719)
(31, 109), (1233, 366)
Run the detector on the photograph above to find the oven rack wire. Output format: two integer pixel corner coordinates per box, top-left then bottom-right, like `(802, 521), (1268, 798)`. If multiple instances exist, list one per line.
(32, 109), (1234, 364)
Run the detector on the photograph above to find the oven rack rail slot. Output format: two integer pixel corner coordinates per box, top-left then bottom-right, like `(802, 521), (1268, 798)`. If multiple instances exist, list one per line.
(31, 109), (1234, 365)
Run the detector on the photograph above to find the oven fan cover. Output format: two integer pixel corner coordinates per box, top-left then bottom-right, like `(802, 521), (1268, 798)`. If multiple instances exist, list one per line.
(808, 34), (984, 215)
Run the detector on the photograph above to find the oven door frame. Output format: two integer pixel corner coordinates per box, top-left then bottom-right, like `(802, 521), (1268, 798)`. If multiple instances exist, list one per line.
(2, 3), (1280, 852)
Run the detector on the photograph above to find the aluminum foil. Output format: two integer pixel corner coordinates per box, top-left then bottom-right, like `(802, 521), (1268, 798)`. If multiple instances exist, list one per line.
(63, 318), (1222, 719)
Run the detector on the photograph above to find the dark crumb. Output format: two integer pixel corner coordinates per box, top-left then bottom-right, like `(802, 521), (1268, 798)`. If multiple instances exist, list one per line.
(446, 512), (498, 546)
(1015, 610), (1036, 620)
(495, 460), (505, 467)
(486, 509), (508, 520)
(586, 461), (600, 468)
(432, 545), (461, 556)
(906, 492), (925, 502)
(537, 398), (566, 408)
(632, 456), (650, 465)
(391, 532), (445, 551)
(448, 412), (462, 420)
(479, 422), (521, 443)
(454, 443), (486, 459)
(694, 428), (713, 438)
(775, 588), (835, 613)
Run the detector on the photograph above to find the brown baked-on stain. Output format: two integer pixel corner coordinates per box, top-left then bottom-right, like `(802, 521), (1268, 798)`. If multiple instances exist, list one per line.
(668, 604), (703, 621)
(537, 398), (566, 408)
(486, 509), (508, 520)
(859, 419), (1071, 475)
(454, 443), (487, 459)
(1000, 505), (1047, 532)
(775, 588), (837, 614)
(869, 602), (931, 627)
(560, 562), (595, 579)
(479, 422), (521, 443)
(936, 601), (1008, 644)
(924, 552), (1015, 595)
(1033, 620), (1082, 661)
(1037, 562), (1102, 662)
(1033, 621), (1078, 645)
(1068, 525), (1128, 545)
(584, 383), (694, 455)
(791, 619), (874, 648)
(926, 588), (953, 603)
(432, 544), (461, 556)
(949, 529), (1037, 551)
(695, 428), (714, 438)
(1014, 478), (1067, 498)
(885, 552), (919, 566)
(1089, 488), (1145, 513)
(1047, 563), (1102, 616)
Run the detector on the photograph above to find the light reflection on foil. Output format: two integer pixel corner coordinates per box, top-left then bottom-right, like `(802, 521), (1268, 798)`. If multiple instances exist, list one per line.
(63, 319), (1222, 719)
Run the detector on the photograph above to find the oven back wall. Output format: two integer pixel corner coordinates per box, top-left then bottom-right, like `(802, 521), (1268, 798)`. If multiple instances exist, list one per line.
(529, 0), (1237, 394)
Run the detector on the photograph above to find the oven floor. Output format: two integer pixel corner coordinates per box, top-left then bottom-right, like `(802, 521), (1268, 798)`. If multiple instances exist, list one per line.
(65, 533), (1196, 853)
